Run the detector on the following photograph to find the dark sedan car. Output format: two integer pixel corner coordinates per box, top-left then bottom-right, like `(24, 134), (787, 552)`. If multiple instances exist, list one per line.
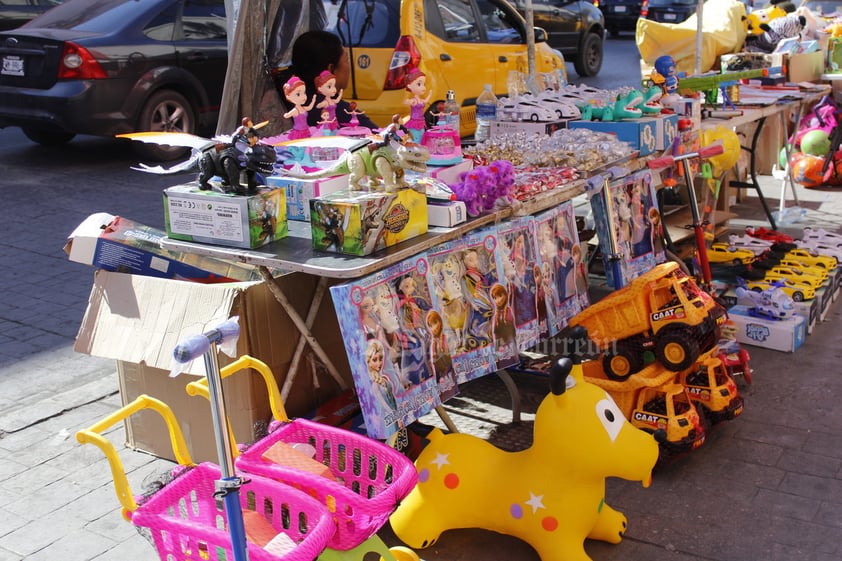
(0, 0), (228, 160)
(0, 0), (63, 31)
(510, 0), (605, 77)
(643, 0), (699, 24)
(596, 0), (645, 36)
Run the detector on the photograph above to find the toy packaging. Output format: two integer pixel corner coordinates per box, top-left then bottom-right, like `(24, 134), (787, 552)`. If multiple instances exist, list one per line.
(426, 226), (518, 384)
(163, 183), (287, 249)
(329, 254), (446, 439)
(309, 187), (428, 256)
(496, 216), (541, 351)
(532, 201), (588, 337)
(265, 174), (348, 222)
(589, 169), (665, 289)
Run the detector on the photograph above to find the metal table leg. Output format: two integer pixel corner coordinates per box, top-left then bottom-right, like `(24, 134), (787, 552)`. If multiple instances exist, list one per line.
(729, 116), (778, 230)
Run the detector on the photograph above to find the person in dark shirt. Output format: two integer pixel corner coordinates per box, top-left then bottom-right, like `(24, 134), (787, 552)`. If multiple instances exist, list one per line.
(289, 30), (379, 131)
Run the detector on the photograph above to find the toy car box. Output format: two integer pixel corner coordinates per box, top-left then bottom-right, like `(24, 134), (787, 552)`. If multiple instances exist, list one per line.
(490, 119), (571, 139)
(727, 305), (806, 352)
(719, 288), (817, 335)
(309, 186), (428, 256)
(163, 183), (287, 249)
(567, 119), (657, 156)
(65, 213), (264, 282)
(266, 174), (348, 222)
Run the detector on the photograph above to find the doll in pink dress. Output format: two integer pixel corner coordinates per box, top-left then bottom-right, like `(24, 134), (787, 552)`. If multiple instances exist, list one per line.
(315, 70), (342, 134)
(339, 101), (372, 137)
(404, 69), (432, 143)
(283, 75), (316, 140)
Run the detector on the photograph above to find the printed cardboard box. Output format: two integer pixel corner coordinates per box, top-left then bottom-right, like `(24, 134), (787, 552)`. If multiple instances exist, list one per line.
(531, 201), (588, 338)
(496, 216), (541, 351)
(568, 119), (657, 156)
(65, 213), (265, 282)
(310, 187), (428, 256)
(727, 304), (806, 352)
(163, 183), (287, 249)
(329, 254), (448, 438)
(427, 200), (467, 227)
(265, 174), (348, 222)
(588, 168), (665, 289)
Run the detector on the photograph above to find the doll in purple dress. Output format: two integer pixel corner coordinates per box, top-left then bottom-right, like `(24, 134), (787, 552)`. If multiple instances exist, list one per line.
(404, 69), (432, 143)
(315, 70), (342, 134)
(283, 75), (316, 140)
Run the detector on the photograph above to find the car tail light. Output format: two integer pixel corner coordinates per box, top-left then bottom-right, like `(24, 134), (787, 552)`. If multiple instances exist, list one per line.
(58, 42), (106, 80)
(641, 0), (649, 16)
(383, 35), (421, 91)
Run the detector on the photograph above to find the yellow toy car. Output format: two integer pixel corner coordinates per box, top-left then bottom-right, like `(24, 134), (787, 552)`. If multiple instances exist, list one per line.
(777, 258), (829, 283)
(763, 266), (825, 289)
(784, 248), (838, 271)
(744, 279), (815, 302)
(708, 243), (755, 265)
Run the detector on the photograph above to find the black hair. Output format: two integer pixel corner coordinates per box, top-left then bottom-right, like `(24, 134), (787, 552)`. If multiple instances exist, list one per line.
(290, 30), (345, 100)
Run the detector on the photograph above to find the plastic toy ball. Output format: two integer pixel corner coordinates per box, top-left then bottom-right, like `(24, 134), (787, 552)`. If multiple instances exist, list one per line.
(790, 154), (826, 188)
(800, 130), (831, 157)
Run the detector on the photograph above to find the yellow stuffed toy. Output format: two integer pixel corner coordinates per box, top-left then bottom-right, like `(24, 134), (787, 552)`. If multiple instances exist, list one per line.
(389, 330), (660, 561)
(743, 3), (790, 36)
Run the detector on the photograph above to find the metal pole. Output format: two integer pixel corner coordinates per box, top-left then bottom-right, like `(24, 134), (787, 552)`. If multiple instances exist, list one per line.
(525, 0), (536, 77)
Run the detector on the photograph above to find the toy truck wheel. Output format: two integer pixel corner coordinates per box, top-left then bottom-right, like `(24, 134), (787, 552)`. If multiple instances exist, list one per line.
(655, 330), (699, 371)
(603, 345), (643, 381)
(792, 290), (804, 302)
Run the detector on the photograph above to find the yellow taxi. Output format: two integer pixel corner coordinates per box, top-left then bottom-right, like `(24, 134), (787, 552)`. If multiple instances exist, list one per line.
(324, 0), (567, 137)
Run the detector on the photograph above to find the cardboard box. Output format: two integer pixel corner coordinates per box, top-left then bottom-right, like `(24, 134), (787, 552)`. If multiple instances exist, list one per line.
(427, 200), (467, 227)
(648, 113), (679, 151)
(265, 174), (348, 222)
(727, 305), (806, 352)
(719, 288), (817, 335)
(309, 187), (428, 256)
(163, 183), (288, 249)
(65, 213), (264, 282)
(421, 158), (473, 186)
(786, 51), (823, 83)
(74, 270), (352, 463)
(567, 119), (657, 156)
(490, 119), (570, 139)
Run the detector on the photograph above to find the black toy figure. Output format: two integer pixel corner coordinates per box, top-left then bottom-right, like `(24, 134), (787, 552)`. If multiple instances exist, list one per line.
(198, 122), (277, 195)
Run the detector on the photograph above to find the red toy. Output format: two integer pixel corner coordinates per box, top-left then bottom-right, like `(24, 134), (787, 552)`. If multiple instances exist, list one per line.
(745, 226), (794, 244)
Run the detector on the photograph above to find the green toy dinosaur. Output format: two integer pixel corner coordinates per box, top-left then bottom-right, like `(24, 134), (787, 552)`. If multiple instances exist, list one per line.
(639, 86), (664, 115)
(577, 89), (653, 122)
(282, 139), (430, 192)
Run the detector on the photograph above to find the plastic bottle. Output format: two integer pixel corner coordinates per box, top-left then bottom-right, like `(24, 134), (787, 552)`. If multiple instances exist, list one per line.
(443, 89), (460, 134)
(474, 84), (498, 143)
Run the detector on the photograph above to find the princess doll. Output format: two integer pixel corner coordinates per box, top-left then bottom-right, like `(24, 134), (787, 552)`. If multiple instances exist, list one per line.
(404, 69), (432, 143)
(317, 110), (337, 136)
(315, 70), (342, 134)
(338, 101), (371, 137)
(283, 75), (316, 140)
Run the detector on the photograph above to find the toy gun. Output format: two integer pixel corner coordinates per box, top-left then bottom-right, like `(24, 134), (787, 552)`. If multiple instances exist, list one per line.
(677, 68), (769, 104)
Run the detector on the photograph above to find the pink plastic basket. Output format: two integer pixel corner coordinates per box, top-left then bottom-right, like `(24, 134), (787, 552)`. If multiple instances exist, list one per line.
(235, 418), (418, 550)
(130, 462), (335, 561)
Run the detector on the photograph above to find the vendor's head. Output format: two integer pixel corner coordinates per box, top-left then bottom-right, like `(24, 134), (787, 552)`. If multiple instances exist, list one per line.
(292, 30), (351, 92)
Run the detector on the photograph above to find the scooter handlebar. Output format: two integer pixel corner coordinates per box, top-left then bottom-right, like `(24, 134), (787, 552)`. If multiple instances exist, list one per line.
(647, 143), (725, 170)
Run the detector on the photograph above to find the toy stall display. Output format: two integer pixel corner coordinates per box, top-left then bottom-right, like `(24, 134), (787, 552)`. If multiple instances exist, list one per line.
(389, 332), (660, 561)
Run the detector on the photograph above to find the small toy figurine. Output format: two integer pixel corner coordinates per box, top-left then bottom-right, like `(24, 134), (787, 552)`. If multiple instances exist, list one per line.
(314, 69), (342, 134)
(404, 69), (432, 143)
(338, 101), (372, 137)
(317, 110), (337, 136)
(652, 55), (679, 99)
(283, 75), (316, 140)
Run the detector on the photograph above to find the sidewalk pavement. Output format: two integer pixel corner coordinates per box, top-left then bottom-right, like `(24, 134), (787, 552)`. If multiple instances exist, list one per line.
(2, 165), (842, 560)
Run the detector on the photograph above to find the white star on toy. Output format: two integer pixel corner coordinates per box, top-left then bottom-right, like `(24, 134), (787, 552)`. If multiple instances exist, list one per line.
(525, 493), (545, 513)
(431, 452), (450, 470)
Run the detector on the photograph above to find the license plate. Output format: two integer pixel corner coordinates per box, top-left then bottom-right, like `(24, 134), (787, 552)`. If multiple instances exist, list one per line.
(664, 13), (677, 20)
(614, 6), (627, 12)
(1, 55), (24, 77)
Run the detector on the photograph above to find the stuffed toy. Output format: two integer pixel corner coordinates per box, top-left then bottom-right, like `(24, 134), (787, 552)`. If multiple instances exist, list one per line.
(451, 166), (494, 217)
(742, 0), (795, 36)
(745, 13), (806, 53)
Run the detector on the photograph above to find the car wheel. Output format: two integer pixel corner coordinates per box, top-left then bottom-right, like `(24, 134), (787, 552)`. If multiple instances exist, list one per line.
(135, 89), (195, 162)
(573, 32), (603, 78)
(792, 291), (804, 302)
(22, 127), (75, 146)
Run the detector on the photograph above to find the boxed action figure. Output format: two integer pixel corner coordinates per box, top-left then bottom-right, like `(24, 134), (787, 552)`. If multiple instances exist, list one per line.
(163, 183), (287, 249)
(497, 215), (541, 351)
(265, 174), (348, 222)
(309, 186), (428, 256)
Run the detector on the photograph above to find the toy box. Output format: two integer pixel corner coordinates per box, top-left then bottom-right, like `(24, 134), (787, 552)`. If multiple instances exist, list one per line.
(309, 187), (428, 256)
(641, 113), (678, 151)
(719, 288), (817, 335)
(531, 202), (588, 339)
(265, 174), (348, 222)
(720, 52), (785, 76)
(163, 183), (287, 249)
(65, 213), (265, 283)
(329, 254), (449, 438)
(496, 216), (541, 351)
(727, 305), (806, 352)
(588, 168), (665, 289)
(427, 200), (467, 227)
(490, 119), (570, 139)
(567, 119), (657, 156)
(426, 226), (518, 384)
(405, 158), (473, 189)
(786, 51), (823, 83)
